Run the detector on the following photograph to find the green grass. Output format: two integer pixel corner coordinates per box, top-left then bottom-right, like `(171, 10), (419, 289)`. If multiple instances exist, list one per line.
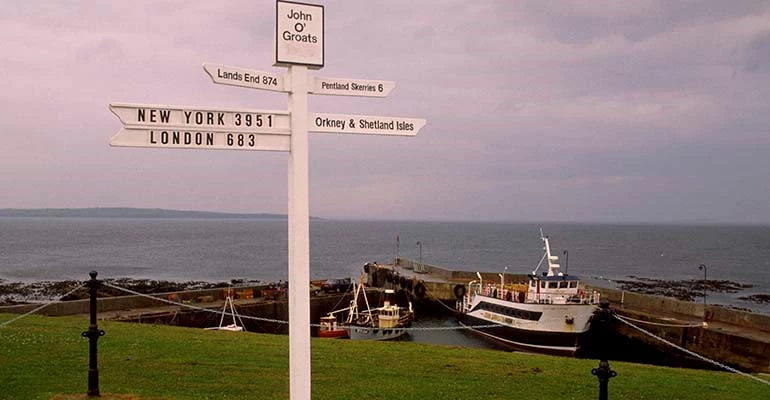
(1, 313), (768, 399)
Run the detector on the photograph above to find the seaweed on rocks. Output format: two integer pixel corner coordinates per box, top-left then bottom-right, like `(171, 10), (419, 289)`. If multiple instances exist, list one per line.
(616, 277), (753, 302)
(737, 294), (770, 304)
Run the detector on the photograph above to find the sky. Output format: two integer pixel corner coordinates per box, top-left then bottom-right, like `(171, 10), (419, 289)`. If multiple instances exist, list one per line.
(2, 1), (770, 224)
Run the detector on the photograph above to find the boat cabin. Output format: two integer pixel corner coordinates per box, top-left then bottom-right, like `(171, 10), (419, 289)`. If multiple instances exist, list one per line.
(463, 233), (600, 305)
(320, 315), (340, 332)
(528, 273), (583, 304)
(377, 289), (402, 328)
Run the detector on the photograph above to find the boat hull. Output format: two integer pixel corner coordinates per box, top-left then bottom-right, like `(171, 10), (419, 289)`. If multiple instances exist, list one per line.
(318, 329), (348, 339)
(458, 314), (591, 356)
(347, 325), (408, 341)
(458, 295), (597, 357)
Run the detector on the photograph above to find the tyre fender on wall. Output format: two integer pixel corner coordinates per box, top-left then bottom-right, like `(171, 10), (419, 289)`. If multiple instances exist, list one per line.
(414, 282), (426, 298)
(453, 284), (466, 299)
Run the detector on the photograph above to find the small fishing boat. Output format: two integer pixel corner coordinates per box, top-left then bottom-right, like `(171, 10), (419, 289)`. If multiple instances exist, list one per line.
(318, 276), (414, 341)
(347, 288), (414, 341)
(457, 231), (600, 356)
(318, 315), (348, 339)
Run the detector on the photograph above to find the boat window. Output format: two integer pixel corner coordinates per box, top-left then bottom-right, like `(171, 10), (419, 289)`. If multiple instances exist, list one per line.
(559, 281), (568, 288)
(569, 281), (578, 288)
(473, 301), (542, 321)
(540, 282), (546, 289)
(548, 282), (558, 289)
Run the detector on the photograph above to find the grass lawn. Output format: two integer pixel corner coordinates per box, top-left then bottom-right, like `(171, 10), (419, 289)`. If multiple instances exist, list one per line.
(1, 313), (768, 399)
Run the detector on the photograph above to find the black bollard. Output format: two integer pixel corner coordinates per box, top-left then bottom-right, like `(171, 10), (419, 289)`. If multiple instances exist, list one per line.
(591, 300), (617, 400)
(592, 359), (617, 400)
(81, 271), (105, 397)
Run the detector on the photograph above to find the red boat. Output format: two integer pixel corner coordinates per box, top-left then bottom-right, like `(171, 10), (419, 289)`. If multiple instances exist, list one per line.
(318, 315), (348, 339)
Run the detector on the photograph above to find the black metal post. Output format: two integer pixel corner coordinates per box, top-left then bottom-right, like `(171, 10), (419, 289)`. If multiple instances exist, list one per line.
(416, 241), (422, 271)
(81, 271), (105, 397)
(699, 263), (708, 311)
(591, 301), (616, 400)
(563, 250), (569, 275)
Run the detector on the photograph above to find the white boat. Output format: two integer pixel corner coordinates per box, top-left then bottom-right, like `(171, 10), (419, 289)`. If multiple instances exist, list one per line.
(457, 231), (600, 356)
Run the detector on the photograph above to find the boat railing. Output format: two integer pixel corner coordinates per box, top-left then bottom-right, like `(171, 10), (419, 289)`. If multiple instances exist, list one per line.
(465, 281), (601, 305)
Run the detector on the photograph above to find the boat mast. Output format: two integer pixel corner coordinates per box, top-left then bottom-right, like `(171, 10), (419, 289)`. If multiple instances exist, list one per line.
(542, 232), (561, 277)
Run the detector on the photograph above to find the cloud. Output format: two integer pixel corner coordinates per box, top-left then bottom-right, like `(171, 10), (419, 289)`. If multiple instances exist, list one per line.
(1, 1), (770, 223)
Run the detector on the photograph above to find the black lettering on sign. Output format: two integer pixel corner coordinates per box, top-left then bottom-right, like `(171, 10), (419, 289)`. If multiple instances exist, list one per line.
(138, 109), (170, 123)
(149, 130), (214, 146)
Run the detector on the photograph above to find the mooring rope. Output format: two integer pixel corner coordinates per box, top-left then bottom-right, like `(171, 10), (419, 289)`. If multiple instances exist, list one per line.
(0, 283), (86, 328)
(101, 282), (290, 325)
(616, 314), (702, 328)
(424, 289), (463, 313)
(613, 314), (770, 386)
(103, 282), (503, 331)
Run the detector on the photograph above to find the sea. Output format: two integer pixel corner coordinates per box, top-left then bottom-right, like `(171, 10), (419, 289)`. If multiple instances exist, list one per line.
(1, 218), (769, 317)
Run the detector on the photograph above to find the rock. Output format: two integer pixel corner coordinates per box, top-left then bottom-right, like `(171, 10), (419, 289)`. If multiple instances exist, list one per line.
(615, 277), (752, 302)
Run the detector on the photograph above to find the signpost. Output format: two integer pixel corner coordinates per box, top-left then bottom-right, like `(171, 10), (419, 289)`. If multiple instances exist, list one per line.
(203, 63), (287, 92)
(109, 103), (290, 133)
(310, 76), (395, 97)
(275, 0), (324, 69)
(109, 2), (425, 399)
(310, 113), (425, 136)
(109, 103), (291, 151)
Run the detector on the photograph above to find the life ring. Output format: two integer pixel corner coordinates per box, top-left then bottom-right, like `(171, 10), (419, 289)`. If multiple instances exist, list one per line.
(414, 282), (426, 298)
(453, 284), (466, 298)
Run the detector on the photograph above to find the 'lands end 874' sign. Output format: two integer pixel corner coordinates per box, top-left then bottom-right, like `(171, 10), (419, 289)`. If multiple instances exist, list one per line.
(275, 1), (324, 68)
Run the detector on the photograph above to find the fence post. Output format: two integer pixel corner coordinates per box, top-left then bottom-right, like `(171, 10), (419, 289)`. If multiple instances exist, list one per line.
(591, 300), (617, 400)
(81, 271), (105, 397)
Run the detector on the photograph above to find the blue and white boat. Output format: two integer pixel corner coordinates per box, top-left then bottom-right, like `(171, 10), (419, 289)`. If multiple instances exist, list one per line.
(457, 232), (600, 356)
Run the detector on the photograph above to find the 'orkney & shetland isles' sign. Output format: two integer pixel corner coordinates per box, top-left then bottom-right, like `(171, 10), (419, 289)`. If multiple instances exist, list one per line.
(275, 0), (324, 69)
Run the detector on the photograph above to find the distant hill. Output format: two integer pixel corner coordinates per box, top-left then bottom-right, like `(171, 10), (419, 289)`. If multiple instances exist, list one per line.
(0, 207), (300, 220)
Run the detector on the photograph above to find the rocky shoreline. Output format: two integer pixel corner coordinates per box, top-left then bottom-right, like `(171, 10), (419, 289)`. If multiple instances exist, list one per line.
(615, 276), (756, 302)
(0, 277), (262, 306)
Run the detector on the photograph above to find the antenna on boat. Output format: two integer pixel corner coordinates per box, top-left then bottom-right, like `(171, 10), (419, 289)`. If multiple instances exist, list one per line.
(542, 231), (561, 277)
(532, 251), (547, 276)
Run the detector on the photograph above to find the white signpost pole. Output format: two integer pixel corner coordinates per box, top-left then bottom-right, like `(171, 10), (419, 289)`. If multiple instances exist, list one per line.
(275, 1), (324, 399)
(287, 64), (310, 400)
